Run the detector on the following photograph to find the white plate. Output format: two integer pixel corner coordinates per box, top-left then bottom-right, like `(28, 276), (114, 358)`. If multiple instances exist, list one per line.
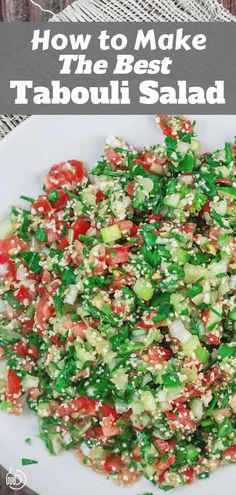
(0, 115), (235, 495)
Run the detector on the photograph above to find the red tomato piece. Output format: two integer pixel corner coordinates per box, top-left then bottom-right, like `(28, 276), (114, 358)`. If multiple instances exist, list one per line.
(106, 246), (130, 267)
(126, 182), (135, 196)
(11, 342), (28, 357)
(101, 417), (120, 438)
(99, 403), (121, 421)
(203, 365), (221, 385)
(105, 148), (123, 166)
(182, 467), (195, 484)
(155, 454), (176, 473)
(51, 189), (70, 209)
(205, 331), (221, 346)
(153, 438), (170, 454)
(223, 444), (236, 462)
(104, 455), (123, 474)
(71, 219), (91, 240)
(146, 346), (171, 364)
(32, 196), (52, 215)
(96, 190), (105, 202)
(0, 236), (27, 254)
(57, 396), (97, 417)
(7, 369), (21, 400)
(146, 214), (163, 223)
(45, 160), (85, 191)
(15, 286), (32, 302)
(35, 296), (55, 329)
(57, 235), (69, 251)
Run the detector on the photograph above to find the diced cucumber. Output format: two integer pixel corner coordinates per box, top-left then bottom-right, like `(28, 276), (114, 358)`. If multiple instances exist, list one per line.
(211, 199), (227, 216)
(22, 375), (39, 392)
(170, 293), (189, 316)
(37, 402), (51, 418)
(133, 278), (154, 301)
(0, 216), (15, 240)
(64, 285), (79, 305)
(184, 264), (209, 284)
(81, 188), (96, 206)
(217, 186), (236, 199)
(206, 303), (222, 330)
(163, 193), (181, 208)
(190, 139), (200, 153)
(191, 397), (203, 420)
(195, 346), (210, 364)
(171, 247), (190, 265)
(138, 177), (154, 193)
(166, 387), (182, 402)
(101, 224), (122, 243)
(111, 368), (128, 391)
(228, 307), (236, 320)
(140, 390), (156, 412)
(182, 336), (201, 355)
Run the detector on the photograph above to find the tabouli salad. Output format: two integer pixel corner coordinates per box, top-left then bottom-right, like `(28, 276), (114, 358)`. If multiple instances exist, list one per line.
(0, 115), (235, 490)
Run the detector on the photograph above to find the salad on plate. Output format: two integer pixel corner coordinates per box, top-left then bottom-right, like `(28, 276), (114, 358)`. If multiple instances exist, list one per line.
(0, 115), (235, 490)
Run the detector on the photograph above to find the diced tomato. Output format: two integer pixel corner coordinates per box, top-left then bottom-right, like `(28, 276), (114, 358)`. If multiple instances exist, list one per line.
(209, 227), (223, 241)
(96, 190), (105, 202)
(15, 286), (32, 302)
(0, 236), (27, 255)
(203, 365), (221, 385)
(50, 189), (70, 209)
(32, 196), (52, 215)
(146, 214), (163, 223)
(44, 160), (85, 191)
(201, 198), (211, 214)
(182, 467), (195, 484)
(153, 438), (170, 454)
(132, 445), (141, 460)
(215, 178), (232, 185)
(146, 346), (171, 364)
(0, 252), (9, 264)
(105, 148), (123, 167)
(180, 119), (193, 134)
(106, 245), (130, 267)
(42, 270), (51, 284)
(113, 220), (134, 232)
(223, 444), (236, 462)
(57, 235), (69, 251)
(155, 454), (176, 473)
(71, 219), (91, 240)
(35, 296), (55, 329)
(28, 345), (39, 360)
(201, 309), (210, 325)
(205, 331), (221, 346)
(126, 181), (135, 196)
(157, 115), (175, 138)
(109, 273), (134, 291)
(49, 333), (65, 347)
(101, 417), (120, 438)
(7, 369), (21, 400)
(99, 403), (121, 421)
(11, 342), (28, 357)
(178, 223), (196, 235)
(103, 455), (123, 473)
(166, 406), (196, 432)
(22, 319), (34, 335)
(57, 396), (97, 417)
(85, 426), (103, 443)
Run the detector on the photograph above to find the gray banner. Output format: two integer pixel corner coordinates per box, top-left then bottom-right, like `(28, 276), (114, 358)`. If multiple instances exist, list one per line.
(0, 23), (235, 114)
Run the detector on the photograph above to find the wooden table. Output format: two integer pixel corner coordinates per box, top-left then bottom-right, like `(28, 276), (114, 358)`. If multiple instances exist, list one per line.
(221, 0), (236, 14)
